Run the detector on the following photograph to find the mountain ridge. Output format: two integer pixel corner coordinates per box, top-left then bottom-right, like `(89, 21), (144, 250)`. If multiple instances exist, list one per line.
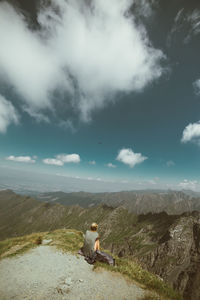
(34, 189), (200, 215)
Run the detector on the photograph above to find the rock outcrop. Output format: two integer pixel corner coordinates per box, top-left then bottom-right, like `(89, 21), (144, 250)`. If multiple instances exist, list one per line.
(139, 212), (200, 300)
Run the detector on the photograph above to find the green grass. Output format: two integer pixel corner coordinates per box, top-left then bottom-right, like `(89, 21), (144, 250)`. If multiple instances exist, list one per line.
(0, 232), (47, 259)
(93, 256), (183, 300)
(0, 228), (84, 259)
(44, 228), (84, 254)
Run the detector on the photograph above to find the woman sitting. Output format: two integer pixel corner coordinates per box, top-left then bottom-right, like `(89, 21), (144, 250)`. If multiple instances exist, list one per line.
(80, 222), (115, 266)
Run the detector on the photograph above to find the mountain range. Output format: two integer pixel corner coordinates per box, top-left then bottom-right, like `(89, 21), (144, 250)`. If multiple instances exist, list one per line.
(35, 189), (200, 215)
(1, 189), (200, 299)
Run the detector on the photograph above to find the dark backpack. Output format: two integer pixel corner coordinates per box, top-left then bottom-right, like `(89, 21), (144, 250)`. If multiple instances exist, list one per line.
(95, 250), (115, 266)
(79, 248), (115, 266)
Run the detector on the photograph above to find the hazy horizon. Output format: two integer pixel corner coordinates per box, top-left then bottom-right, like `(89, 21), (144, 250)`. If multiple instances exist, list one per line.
(0, 165), (199, 195)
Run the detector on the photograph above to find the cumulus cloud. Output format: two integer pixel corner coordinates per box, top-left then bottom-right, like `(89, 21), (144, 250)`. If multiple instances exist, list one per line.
(43, 153), (80, 166)
(181, 121), (200, 143)
(0, 0), (164, 125)
(116, 148), (147, 168)
(43, 158), (64, 166)
(6, 155), (36, 163)
(56, 154), (80, 163)
(0, 95), (19, 133)
(89, 160), (96, 165)
(181, 80), (200, 146)
(106, 163), (116, 168)
(0, 2), (66, 110)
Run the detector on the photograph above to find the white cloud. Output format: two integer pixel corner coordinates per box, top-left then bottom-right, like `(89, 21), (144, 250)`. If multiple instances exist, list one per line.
(58, 120), (76, 132)
(168, 8), (200, 45)
(89, 160), (96, 165)
(43, 158), (64, 166)
(43, 153), (80, 166)
(187, 10), (200, 36)
(193, 79), (200, 95)
(0, 2), (67, 111)
(0, 95), (19, 133)
(116, 148), (147, 168)
(181, 80), (200, 146)
(174, 8), (184, 23)
(178, 179), (198, 191)
(167, 8), (184, 46)
(87, 177), (94, 181)
(121, 180), (129, 183)
(181, 121), (200, 143)
(96, 177), (102, 181)
(23, 106), (50, 123)
(6, 155), (36, 163)
(133, 0), (157, 18)
(106, 163), (116, 168)
(166, 160), (175, 167)
(0, 0), (164, 124)
(56, 154), (80, 163)
(147, 179), (156, 185)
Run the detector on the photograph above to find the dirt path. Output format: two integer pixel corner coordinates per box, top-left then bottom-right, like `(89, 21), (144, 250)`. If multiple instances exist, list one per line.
(0, 245), (145, 300)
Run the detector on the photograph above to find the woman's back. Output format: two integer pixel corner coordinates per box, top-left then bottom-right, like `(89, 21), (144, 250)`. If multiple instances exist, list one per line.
(82, 230), (99, 257)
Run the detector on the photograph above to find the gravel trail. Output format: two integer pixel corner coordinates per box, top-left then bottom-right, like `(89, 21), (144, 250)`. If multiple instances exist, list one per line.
(0, 245), (145, 300)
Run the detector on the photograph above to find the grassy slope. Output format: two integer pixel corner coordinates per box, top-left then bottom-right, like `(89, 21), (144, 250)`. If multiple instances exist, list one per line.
(0, 228), (183, 300)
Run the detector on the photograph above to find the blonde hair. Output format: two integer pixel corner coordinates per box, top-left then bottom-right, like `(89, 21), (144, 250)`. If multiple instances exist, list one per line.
(91, 222), (98, 231)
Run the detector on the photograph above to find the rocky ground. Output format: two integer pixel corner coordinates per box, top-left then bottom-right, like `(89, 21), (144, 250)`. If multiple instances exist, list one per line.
(0, 244), (145, 300)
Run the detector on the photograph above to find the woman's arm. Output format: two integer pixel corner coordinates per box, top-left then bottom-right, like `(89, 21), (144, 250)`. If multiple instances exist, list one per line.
(94, 238), (100, 251)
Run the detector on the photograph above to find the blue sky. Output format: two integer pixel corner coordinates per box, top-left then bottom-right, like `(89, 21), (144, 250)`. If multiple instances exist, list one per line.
(0, 0), (200, 192)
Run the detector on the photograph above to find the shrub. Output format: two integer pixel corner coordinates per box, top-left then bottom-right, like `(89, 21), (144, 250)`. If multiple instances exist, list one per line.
(35, 236), (43, 245)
